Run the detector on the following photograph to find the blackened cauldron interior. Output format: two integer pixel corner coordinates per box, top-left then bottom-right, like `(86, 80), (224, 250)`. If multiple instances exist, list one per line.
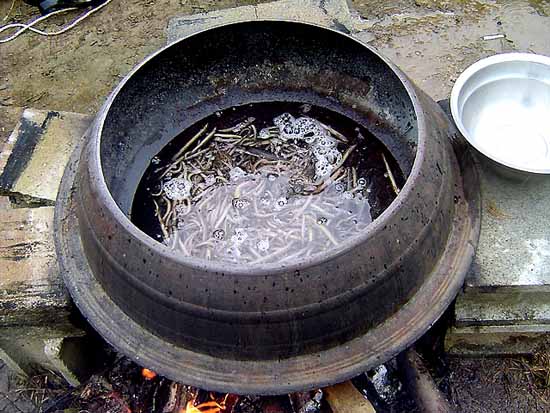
(100, 21), (418, 215)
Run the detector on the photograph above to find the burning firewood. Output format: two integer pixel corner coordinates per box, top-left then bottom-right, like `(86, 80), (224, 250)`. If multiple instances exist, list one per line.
(162, 386), (239, 413)
(324, 380), (376, 413)
(400, 349), (452, 413)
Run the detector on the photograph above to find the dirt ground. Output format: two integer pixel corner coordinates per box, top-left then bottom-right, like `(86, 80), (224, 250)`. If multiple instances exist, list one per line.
(1, 0), (550, 412)
(447, 356), (550, 412)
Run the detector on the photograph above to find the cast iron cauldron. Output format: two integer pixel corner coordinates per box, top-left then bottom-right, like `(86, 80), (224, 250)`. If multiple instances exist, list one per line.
(55, 21), (479, 394)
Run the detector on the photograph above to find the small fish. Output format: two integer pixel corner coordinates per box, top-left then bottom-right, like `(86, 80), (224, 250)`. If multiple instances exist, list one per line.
(239, 147), (282, 161)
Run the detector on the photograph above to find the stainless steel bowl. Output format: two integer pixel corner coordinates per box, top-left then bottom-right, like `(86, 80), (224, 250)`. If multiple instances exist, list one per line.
(451, 53), (550, 174)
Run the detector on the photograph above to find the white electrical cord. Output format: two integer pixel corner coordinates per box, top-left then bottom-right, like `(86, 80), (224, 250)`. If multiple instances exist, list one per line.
(0, 0), (113, 43)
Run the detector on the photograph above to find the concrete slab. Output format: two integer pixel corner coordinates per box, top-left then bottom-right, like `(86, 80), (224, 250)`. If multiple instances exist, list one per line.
(0, 206), (71, 327)
(0, 109), (92, 206)
(0, 200), (92, 383)
(455, 290), (550, 327)
(445, 324), (550, 356)
(167, 0), (370, 43)
(464, 159), (550, 292)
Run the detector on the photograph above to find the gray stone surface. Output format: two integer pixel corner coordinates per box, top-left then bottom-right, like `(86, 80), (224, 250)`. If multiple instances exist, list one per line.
(445, 324), (550, 356)
(455, 290), (550, 327)
(0, 206), (71, 328)
(0, 109), (92, 206)
(464, 158), (550, 291)
(0, 110), (97, 386)
(167, 0), (370, 43)
(448, 156), (550, 354)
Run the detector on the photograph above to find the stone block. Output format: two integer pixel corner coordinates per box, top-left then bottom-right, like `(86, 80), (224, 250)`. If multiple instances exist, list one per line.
(455, 290), (550, 327)
(167, 0), (371, 44)
(464, 158), (550, 292)
(445, 324), (550, 357)
(0, 109), (98, 384)
(0, 203), (89, 383)
(449, 152), (550, 354)
(0, 206), (72, 328)
(0, 109), (92, 206)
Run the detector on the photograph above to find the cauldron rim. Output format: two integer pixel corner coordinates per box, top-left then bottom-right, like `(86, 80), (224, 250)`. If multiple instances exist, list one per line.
(90, 19), (426, 275)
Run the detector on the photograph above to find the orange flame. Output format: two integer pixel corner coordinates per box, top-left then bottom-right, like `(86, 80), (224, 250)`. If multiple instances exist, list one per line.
(180, 392), (237, 413)
(141, 368), (157, 380)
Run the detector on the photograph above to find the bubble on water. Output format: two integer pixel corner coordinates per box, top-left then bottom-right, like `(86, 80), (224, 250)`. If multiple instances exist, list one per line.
(335, 182), (346, 193)
(257, 239), (270, 252)
(229, 167), (247, 181)
(271, 114), (344, 180)
(163, 178), (191, 200)
(304, 134), (316, 144)
(326, 148), (342, 164)
(315, 159), (332, 180)
(318, 137), (336, 148)
(342, 191), (354, 200)
(213, 229), (225, 240)
(357, 177), (367, 188)
(232, 198), (251, 210)
(313, 144), (329, 157)
(151, 156), (161, 165)
(274, 112), (295, 127)
(317, 217), (328, 225)
(231, 228), (248, 244)
(275, 197), (288, 209)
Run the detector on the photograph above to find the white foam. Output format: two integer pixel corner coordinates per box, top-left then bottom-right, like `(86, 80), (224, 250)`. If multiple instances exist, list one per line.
(163, 178), (191, 200)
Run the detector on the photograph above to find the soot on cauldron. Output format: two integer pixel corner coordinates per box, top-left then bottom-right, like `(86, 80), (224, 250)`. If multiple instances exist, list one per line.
(132, 102), (404, 263)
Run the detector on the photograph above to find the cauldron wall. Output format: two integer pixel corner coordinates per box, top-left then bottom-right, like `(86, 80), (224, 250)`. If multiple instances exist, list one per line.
(100, 22), (418, 213)
(55, 21), (479, 394)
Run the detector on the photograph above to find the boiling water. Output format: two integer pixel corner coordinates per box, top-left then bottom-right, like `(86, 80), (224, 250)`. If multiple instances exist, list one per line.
(132, 102), (404, 264)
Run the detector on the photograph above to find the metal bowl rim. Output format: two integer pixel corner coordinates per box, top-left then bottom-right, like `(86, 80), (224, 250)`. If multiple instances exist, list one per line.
(450, 52), (550, 174)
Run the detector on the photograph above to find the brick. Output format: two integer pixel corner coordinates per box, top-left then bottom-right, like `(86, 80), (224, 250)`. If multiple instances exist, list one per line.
(0, 109), (92, 206)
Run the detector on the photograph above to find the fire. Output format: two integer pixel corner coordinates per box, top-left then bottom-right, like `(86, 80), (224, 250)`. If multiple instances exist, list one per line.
(141, 368), (157, 380)
(180, 392), (238, 413)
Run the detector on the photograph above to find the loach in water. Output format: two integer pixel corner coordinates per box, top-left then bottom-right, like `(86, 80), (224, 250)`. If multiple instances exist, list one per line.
(132, 103), (402, 264)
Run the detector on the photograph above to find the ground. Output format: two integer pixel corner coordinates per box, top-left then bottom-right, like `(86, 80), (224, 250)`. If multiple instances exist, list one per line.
(1, 0), (550, 412)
